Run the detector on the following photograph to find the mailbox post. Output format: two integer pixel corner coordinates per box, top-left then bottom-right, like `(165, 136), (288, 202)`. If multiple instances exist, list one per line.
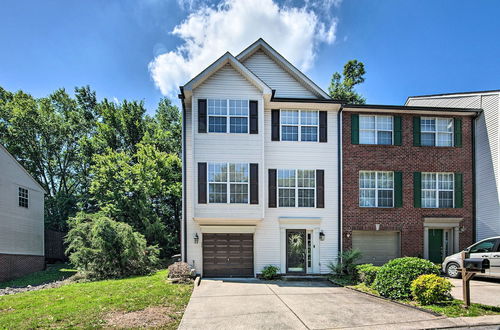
(460, 251), (490, 307)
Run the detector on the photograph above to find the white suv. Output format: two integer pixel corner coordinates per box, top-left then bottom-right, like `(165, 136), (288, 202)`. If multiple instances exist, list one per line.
(442, 236), (500, 278)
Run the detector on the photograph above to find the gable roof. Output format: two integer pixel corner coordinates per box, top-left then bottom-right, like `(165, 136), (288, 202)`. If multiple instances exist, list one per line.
(405, 89), (500, 105)
(236, 38), (330, 99)
(0, 144), (47, 193)
(182, 52), (272, 96)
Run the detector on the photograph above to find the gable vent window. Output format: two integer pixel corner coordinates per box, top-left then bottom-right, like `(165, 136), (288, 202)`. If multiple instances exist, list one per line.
(207, 99), (249, 133)
(18, 187), (29, 208)
(281, 110), (318, 142)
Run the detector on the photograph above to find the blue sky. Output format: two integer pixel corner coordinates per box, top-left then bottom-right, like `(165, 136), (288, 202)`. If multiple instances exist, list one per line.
(1, 0), (499, 113)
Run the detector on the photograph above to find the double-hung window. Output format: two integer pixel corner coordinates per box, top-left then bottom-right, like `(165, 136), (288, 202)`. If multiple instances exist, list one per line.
(208, 163), (248, 203)
(421, 117), (453, 146)
(359, 171), (394, 207)
(422, 172), (454, 208)
(18, 187), (29, 208)
(281, 110), (318, 142)
(359, 115), (393, 145)
(278, 169), (315, 207)
(207, 99), (249, 133)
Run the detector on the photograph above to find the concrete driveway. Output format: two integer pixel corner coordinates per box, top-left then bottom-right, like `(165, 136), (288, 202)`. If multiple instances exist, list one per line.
(450, 277), (500, 307)
(179, 278), (449, 330)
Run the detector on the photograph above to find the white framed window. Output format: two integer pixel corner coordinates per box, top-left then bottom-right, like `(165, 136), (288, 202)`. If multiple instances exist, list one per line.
(207, 99), (249, 133)
(422, 172), (454, 208)
(359, 115), (393, 145)
(280, 110), (318, 142)
(359, 171), (394, 207)
(277, 169), (315, 207)
(18, 187), (29, 208)
(421, 117), (453, 147)
(208, 163), (249, 203)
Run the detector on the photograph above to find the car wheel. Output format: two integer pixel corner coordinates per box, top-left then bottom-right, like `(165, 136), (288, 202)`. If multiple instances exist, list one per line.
(446, 262), (461, 278)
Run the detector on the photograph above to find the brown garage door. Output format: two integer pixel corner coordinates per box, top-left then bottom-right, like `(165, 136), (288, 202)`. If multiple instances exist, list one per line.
(203, 233), (254, 277)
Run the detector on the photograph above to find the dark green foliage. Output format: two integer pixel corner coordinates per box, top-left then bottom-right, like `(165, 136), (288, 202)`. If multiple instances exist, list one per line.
(356, 264), (380, 286)
(374, 257), (440, 300)
(261, 265), (280, 280)
(328, 60), (366, 104)
(328, 249), (362, 276)
(411, 274), (453, 305)
(65, 212), (160, 280)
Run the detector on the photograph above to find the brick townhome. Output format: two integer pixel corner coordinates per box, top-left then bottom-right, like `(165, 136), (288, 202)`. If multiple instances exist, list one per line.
(341, 105), (480, 265)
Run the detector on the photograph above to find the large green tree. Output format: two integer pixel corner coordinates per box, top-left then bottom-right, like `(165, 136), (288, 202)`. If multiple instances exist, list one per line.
(328, 60), (366, 104)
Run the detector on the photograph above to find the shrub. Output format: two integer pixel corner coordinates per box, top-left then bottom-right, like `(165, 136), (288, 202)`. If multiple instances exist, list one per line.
(261, 265), (280, 280)
(167, 262), (194, 283)
(374, 257), (440, 300)
(356, 264), (380, 286)
(411, 274), (453, 305)
(65, 212), (160, 280)
(328, 249), (362, 276)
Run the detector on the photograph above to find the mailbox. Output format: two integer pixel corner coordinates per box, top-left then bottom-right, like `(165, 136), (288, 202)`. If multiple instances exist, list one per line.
(464, 258), (490, 272)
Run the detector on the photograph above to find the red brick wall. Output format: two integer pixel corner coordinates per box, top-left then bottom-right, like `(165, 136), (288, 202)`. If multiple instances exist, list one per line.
(342, 112), (474, 258)
(0, 254), (45, 282)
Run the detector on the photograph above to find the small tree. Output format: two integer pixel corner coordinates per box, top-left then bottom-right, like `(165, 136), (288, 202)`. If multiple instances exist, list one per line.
(66, 212), (160, 280)
(328, 60), (366, 104)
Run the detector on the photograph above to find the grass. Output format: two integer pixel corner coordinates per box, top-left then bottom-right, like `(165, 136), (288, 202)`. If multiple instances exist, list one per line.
(0, 270), (192, 329)
(350, 282), (379, 295)
(0, 264), (76, 289)
(329, 275), (357, 286)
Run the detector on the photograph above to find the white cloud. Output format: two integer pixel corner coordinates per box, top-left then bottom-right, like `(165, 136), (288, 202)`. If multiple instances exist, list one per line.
(149, 0), (338, 96)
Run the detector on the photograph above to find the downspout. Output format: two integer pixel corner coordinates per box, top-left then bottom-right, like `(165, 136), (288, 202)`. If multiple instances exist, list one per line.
(471, 110), (479, 243)
(337, 106), (343, 263)
(178, 87), (188, 262)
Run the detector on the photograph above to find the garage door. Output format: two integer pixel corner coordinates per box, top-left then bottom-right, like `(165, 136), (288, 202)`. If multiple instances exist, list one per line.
(203, 233), (254, 277)
(352, 231), (400, 266)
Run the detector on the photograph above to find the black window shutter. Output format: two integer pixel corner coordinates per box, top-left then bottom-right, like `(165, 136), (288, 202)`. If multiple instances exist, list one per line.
(393, 116), (402, 146)
(454, 173), (463, 208)
(454, 118), (462, 147)
(319, 111), (327, 142)
(198, 162), (207, 203)
(394, 171), (403, 207)
(249, 101), (258, 134)
(271, 110), (280, 141)
(316, 169), (325, 208)
(198, 99), (207, 133)
(413, 172), (421, 208)
(250, 163), (259, 204)
(268, 169), (277, 207)
(351, 114), (359, 144)
(413, 116), (421, 146)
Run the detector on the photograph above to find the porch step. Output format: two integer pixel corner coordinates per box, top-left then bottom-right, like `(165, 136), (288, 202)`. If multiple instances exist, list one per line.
(281, 275), (329, 282)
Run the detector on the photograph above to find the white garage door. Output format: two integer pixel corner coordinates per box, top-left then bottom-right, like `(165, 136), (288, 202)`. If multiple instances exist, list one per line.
(352, 231), (400, 266)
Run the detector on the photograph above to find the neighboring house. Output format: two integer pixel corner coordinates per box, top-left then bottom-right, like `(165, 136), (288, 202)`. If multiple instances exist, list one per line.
(407, 90), (500, 241)
(179, 39), (341, 277)
(341, 105), (479, 265)
(0, 144), (45, 282)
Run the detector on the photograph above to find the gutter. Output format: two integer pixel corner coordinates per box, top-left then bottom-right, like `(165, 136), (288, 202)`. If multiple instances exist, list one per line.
(178, 87), (188, 263)
(337, 106), (343, 261)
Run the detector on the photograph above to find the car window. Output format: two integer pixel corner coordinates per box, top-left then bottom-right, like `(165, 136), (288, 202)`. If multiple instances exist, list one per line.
(469, 239), (496, 253)
(497, 239), (500, 252)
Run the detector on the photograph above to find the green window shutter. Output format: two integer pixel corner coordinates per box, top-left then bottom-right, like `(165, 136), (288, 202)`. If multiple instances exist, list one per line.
(454, 173), (463, 208)
(413, 172), (421, 208)
(454, 118), (462, 147)
(394, 171), (403, 207)
(393, 116), (402, 146)
(351, 114), (359, 144)
(413, 116), (421, 146)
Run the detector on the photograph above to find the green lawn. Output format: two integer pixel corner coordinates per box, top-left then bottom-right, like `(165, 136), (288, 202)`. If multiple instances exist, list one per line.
(0, 264), (76, 289)
(0, 270), (192, 329)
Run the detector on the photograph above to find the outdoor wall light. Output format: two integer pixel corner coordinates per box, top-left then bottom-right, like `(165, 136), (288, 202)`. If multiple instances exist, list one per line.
(193, 233), (199, 244)
(319, 231), (325, 241)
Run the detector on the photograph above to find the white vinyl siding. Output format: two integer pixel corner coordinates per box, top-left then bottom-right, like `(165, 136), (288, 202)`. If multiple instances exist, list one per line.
(241, 50), (318, 99)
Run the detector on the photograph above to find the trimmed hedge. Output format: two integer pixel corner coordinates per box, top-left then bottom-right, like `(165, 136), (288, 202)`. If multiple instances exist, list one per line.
(374, 257), (440, 300)
(356, 264), (380, 286)
(411, 274), (453, 305)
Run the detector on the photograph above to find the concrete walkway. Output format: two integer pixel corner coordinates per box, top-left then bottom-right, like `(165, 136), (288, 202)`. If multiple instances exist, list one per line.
(179, 278), (500, 329)
(450, 277), (500, 307)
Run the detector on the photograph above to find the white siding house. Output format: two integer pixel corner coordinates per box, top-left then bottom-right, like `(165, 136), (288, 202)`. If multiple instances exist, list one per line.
(407, 91), (500, 241)
(0, 144), (45, 281)
(180, 39), (339, 276)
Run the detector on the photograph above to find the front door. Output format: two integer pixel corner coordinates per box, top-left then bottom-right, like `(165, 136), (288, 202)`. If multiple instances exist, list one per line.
(428, 229), (443, 263)
(286, 229), (306, 273)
